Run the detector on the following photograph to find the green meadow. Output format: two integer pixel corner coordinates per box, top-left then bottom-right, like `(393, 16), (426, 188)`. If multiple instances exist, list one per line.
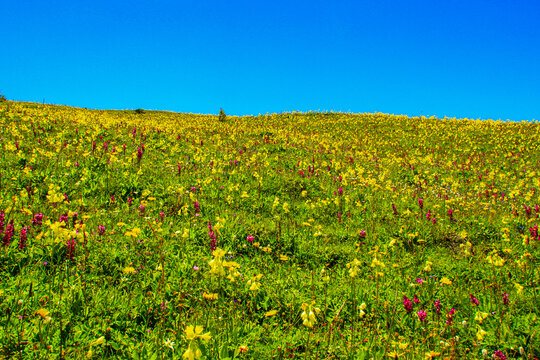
(0, 101), (538, 359)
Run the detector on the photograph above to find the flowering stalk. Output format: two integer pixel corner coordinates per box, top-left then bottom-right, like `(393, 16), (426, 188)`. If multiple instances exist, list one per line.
(18, 226), (28, 250)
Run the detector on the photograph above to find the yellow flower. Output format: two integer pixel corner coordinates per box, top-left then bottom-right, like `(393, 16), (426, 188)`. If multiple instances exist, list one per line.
(301, 301), (321, 328)
(249, 282), (260, 291)
(123, 266), (137, 274)
(35, 308), (49, 319)
(424, 351), (440, 359)
(184, 325), (211, 341)
(476, 327), (488, 341)
(387, 351), (405, 358)
(203, 293), (218, 301)
(475, 312), (489, 323)
(208, 248), (226, 276)
(347, 258), (362, 278)
(183, 343), (202, 360)
(265, 310), (278, 317)
(423, 261), (433, 272)
(440, 277), (452, 285)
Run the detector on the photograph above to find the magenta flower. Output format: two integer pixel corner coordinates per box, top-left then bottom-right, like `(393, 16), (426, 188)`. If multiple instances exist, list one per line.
(66, 238), (76, 260)
(417, 310), (427, 322)
(413, 294), (420, 304)
(448, 208), (454, 220)
(418, 198), (424, 210)
(338, 187), (343, 196)
(359, 230), (366, 238)
(529, 224), (538, 242)
(98, 225), (105, 236)
(445, 308), (456, 325)
(59, 213), (68, 223)
(247, 235), (254, 243)
(493, 350), (507, 360)
(159, 211), (165, 221)
(18, 226), (28, 250)
(207, 222), (217, 252)
(502, 292), (510, 305)
(392, 203), (398, 215)
(32, 213), (44, 226)
(194, 201), (200, 215)
(403, 296), (413, 313)
(138, 205), (146, 215)
(2, 220), (14, 247)
(470, 294), (479, 306)
(416, 278), (425, 284)
(434, 299), (441, 314)
(524, 205), (532, 218)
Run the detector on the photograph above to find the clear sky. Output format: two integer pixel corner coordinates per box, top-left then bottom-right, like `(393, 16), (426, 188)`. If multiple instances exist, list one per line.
(1, 0), (539, 121)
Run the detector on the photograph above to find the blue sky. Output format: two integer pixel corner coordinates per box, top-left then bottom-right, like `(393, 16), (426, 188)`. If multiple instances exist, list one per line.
(1, 0), (539, 120)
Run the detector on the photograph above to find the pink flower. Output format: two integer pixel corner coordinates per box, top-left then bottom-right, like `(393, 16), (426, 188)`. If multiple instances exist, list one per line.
(18, 226), (28, 250)
(416, 278), (425, 284)
(208, 222), (217, 252)
(445, 308), (456, 325)
(434, 299), (441, 314)
(403, 296), (413, 313)
(2, 220), (14, 247)
(32, 213), (44, 226)
(502, 292), (510, 306)
(66, 238), (76, 260)
(417, 310), (427, 322)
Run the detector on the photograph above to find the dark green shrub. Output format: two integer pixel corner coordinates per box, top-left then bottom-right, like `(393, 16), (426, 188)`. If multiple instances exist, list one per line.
(219, 108), (226, 122)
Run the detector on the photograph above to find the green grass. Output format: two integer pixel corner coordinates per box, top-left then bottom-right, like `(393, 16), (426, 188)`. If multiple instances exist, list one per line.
(0, 101), (538, 359)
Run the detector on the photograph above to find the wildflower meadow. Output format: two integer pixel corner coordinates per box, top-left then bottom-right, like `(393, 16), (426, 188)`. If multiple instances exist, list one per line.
(0, 101), (538, 359)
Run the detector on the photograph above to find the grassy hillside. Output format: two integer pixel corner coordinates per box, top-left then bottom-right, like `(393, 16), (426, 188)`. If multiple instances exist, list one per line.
(0, 101), (538, 359)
